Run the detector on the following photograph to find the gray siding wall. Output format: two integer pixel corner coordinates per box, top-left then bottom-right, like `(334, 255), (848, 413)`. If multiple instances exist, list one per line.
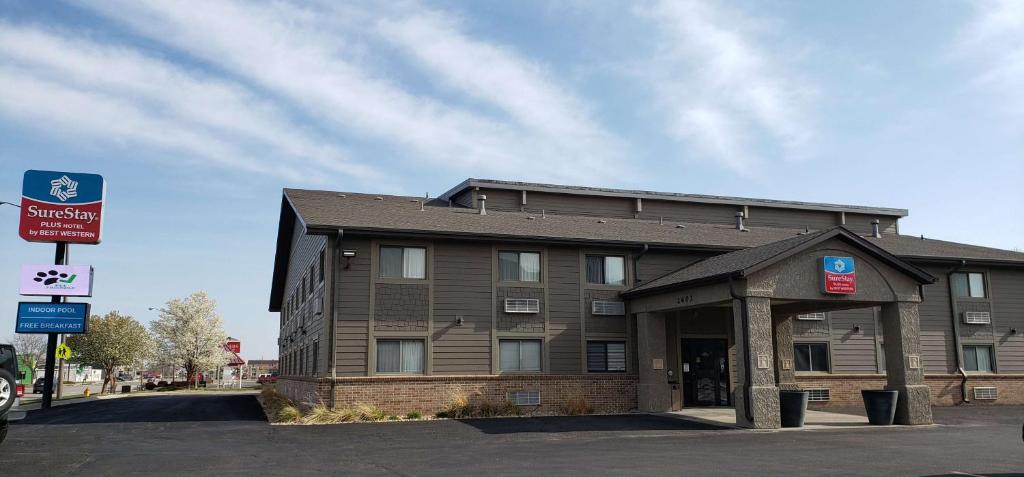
(746, 206), (836, 231)
(432, 242), (492, 374)
(335, 239), (371, 376)
(828, 308), (879, 373)
(279, 219), (327, 377)
(548, 246), (582, 373)
(991, 269), (1024, 372)
(845, 213), (898, 235)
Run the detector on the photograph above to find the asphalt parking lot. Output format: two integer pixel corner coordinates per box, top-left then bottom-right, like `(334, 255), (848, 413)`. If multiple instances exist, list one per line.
(1, 394), (1022, 476)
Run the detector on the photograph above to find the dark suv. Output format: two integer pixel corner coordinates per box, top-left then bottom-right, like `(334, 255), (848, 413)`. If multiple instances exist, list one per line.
(1, 343), (26, 444)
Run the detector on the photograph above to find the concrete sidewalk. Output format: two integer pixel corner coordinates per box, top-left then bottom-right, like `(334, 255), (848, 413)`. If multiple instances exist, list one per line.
(666, 407), (871, 430)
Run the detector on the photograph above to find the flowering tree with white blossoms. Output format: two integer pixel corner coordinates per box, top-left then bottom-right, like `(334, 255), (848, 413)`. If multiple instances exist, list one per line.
(150, 291), (231, 389)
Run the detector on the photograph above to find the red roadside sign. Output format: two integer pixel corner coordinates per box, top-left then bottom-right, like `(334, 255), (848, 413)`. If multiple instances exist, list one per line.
(19, 170), (106, 244)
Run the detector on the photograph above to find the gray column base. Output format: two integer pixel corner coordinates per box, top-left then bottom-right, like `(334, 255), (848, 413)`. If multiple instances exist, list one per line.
(638, 383), (671, 412)
(734, 385), (781, 429)
(886, 384), (933, 425)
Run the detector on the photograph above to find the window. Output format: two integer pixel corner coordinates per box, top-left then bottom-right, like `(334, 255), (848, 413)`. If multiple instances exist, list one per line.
(302, 277), (307, 299)
(587, 341), (626, 372)
(318, 250), (325, 283)
(311, 340), (318, 376)
(376, 339), (424, 373)
(499, 339), (541, 372)
(794, 343), (830, 372)
(509, 390), (541, 406)
(963, 345), (993, 372)
(498, 252), (541, 282)
(380, 246), (426, 279)
(951, 272), (986, 298)
(309, 265), (315, 295)
(586, 255), (626, 286)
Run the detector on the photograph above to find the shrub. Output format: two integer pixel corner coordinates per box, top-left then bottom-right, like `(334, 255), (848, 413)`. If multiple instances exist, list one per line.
(498, 400), (523, 416)
(406, 411), (422, 420)
(303, 403), (338, 424)
(157, 381), (168, 387)
(435, 411), (449, 419)
(387, 415), (399, 421)
(354, 403), (388, 422)
(144, 382), (156, 391)
(276, 404), (302, 423)
(445, 393), (476, 418)
(560, 397), (593, 416)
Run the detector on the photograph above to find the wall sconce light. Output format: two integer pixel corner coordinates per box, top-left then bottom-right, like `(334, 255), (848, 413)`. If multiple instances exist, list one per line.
(853, 325), (861, 333)
(1011, 328), (1018, 335)
(455, 315), (464, 327)
(342, 249), (357, 270)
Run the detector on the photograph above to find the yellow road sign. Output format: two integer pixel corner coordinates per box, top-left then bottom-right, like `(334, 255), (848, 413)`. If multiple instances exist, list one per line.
(56, 343), (72, 360)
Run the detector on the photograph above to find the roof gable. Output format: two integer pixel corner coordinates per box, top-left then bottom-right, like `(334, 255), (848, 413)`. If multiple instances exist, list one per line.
(624, 226), (935, 297)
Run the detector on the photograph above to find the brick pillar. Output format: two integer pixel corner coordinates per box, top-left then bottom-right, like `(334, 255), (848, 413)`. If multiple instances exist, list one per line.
(880, 301), (933, 425)
(636, 312), (670, 412)
(732, 297), (780, 429)
(772, 314), (798, 391)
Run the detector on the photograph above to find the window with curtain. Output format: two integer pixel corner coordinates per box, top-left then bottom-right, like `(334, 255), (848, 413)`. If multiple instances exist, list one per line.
(498, 252), (541, 282)
(963, 345), (993, 372)
(794, 343), (830, 372)
(499, 339), (541, 372)
(380, 246), (427, 279)
(376, 339), (424, 373)
(951, 272), (986, 298)
(318, 250), (325, 283)
(587, 341), (626, 372)
(585, 255), (626, 285)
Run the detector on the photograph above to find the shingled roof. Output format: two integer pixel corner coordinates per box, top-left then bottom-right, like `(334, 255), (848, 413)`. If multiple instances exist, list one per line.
(283, 188), (1024, 264)
(623, 227), (936, 297)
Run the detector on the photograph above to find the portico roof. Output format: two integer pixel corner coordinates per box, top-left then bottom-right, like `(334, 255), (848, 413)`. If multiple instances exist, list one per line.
(623, 227), (936, 298)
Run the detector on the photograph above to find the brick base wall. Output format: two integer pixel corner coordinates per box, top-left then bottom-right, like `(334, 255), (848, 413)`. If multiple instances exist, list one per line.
(277, 375), (638, 415)
(795, 374), (1024, 407)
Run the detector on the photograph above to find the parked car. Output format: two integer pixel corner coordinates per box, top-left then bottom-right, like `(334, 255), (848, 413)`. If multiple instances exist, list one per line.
(1, 343), (28, 444)
(257, 374), (277, 384)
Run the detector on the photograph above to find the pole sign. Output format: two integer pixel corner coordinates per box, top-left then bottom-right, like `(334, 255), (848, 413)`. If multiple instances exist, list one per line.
(226, 340), (241, 354)
(19, 170), (106, 244)
(15, 302), (90, 334)
(821, 256), (857, 294)
(19, 264), (94, 297)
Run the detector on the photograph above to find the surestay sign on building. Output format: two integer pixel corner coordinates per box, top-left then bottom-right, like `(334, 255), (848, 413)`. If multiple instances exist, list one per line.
(821, 256), (857, 294)
(19, 170), (106, 244)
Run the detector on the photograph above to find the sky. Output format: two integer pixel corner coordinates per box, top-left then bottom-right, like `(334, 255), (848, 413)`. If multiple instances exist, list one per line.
(1, 0), (1022, 360)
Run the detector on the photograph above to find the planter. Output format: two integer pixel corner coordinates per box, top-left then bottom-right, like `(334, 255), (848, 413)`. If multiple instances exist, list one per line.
(861, 390), (898, 425)
(779, 390), (809, 428)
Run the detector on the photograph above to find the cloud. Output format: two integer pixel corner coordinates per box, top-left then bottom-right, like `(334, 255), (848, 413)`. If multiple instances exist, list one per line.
(0, 23), (378, 184)
(954, 0), (1024, 116)
(77, 0), (626, 183)
(636, 0), (817, 172)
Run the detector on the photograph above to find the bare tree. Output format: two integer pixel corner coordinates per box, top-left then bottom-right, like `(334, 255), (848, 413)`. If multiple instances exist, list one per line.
(13, 334), (47, 380)
(65, 312), (152, 393)
(150, 292), (230, 389)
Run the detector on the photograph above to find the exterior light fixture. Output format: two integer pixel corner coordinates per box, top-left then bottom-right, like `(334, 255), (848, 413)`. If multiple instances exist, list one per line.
(342, 250), (357, 257)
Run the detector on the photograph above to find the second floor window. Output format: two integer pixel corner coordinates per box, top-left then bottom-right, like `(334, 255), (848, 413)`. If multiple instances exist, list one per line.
(951, 272), (985, 298)
(380, 246), (426, 279)
(499, 252), (541, 282)
(586, 255), (625, 286)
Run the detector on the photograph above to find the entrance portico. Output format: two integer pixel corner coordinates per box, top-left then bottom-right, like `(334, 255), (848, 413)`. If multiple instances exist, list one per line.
(623, 227), (936, 429)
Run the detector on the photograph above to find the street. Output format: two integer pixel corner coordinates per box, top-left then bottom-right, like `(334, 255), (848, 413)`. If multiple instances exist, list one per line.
(1, 394), (1022, 476)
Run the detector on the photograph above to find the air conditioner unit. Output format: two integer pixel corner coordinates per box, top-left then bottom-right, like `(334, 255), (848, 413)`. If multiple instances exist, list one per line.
(806, 388), (830, 402)
(973, 386), (998, 400)
(505, 298), (540, 314)
(797, 313), (826, 321)
(592, 300), (626, 316)
(963, 311), (991, 324)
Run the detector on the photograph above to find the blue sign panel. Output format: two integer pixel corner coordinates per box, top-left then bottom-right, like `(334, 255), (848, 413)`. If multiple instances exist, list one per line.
(821, 256), (857, 294)
(16, 302), (90, 334)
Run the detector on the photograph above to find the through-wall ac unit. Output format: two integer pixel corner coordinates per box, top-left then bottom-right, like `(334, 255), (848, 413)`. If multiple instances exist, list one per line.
(509, 390), (541, 406)
(973, 386), (998, 400)
(806, 388), (830, 402)
(963, 311), (991, 324)
(797, 313), (826, 321)
(592, 300), (626, 316)
(505, 298), (540, 314)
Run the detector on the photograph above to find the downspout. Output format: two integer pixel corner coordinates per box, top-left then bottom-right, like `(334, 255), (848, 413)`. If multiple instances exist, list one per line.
(329, 229), (343, 409)
(945, 260), (970, 403)
(728, 276), (753, 426)
(633, 244), (650, 285)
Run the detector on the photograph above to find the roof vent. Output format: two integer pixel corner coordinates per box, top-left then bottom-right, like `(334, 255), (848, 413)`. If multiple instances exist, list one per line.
(735, 211), (748, 232)
(871, 219), (881, 238)
(527, 216), (536, 220)
(597, 219), (607, 224)
(375, 196), (383, 201)
(675, 224), (685, 229)
(479, 194), (487, 216)
(659, 216), (664, 225)
(337, 193), (347, 198)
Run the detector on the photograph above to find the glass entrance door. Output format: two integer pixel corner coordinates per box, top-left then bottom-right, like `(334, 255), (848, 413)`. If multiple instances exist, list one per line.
(681, 338), (730, 406)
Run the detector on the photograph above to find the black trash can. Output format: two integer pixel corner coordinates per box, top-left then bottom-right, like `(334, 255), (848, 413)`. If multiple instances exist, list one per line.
(862, 390), (898, 425)
(779, 390), (810, 428)
(121, 385), (131, 394)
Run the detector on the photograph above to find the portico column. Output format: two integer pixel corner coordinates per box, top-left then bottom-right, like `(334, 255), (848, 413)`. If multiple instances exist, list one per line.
(772, 314), (798, 391)
(880, 301), (933, 425)
(732, 297), (781, 429)
(636, 312), (671, 412)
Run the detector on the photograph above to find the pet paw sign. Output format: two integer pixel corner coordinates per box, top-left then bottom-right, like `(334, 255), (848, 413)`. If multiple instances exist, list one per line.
(19, 170), (106, 244)
(821, 256), (857, 294)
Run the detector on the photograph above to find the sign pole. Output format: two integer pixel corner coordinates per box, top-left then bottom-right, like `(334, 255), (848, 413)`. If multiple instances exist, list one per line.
(41, 241), (68, 410)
